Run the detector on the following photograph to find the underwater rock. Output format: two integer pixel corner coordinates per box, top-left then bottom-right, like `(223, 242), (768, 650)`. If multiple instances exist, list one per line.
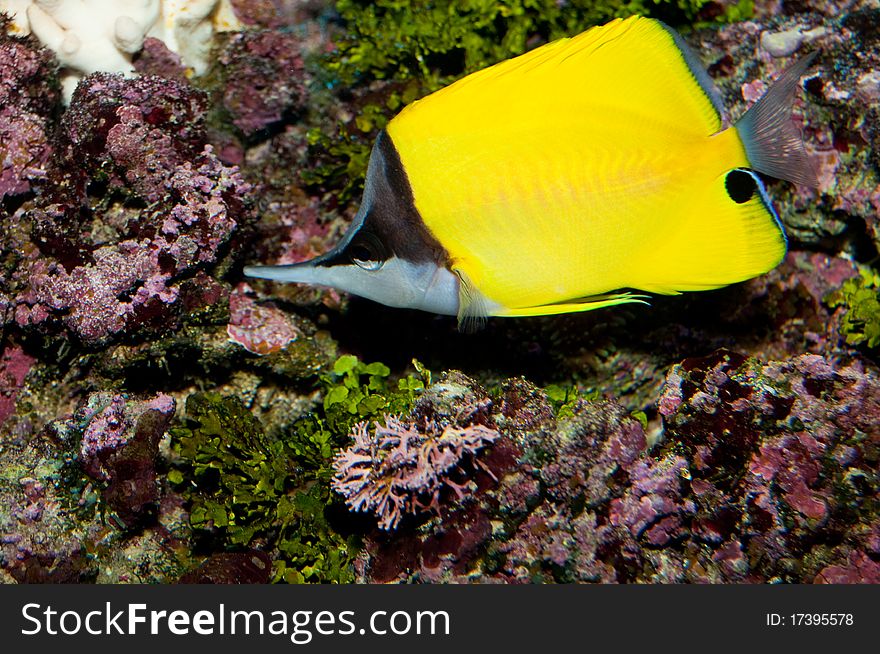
(228, 0), (324, 28)
(0, 18), (59, 200)
(178, 550), (273, 584)
(132, 36), (188, 80)
(353, 361), (879, 583)
(0, 426), (98, 582)
(0, 0), (240, 100)
(227, 285), (303, 355)
(217, 29), (308, 139)
(7, 73), (254, 347)
(0, 344), (34, 429)
(54, 392), (176, 528)
(815, 551), (880, 584)
(1, 389), (192, 582)
(1, 0), (879, 587)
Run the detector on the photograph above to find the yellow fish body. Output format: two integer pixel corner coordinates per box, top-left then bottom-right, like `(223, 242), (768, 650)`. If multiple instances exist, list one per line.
(246, 16), (817, 325)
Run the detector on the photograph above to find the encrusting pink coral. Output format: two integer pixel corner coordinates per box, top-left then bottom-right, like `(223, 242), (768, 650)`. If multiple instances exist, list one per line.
(7, 73), (254, 346)
(332, 416), (500, 531)
(226, 284), (302, 355)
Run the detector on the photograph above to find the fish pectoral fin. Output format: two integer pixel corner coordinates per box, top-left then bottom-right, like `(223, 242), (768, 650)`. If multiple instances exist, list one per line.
(496, 292), (650, 318)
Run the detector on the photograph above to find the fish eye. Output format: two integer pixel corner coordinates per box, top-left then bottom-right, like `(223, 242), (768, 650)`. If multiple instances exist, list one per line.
(349, 235), (385, 271)
(725, 169), (758, 204)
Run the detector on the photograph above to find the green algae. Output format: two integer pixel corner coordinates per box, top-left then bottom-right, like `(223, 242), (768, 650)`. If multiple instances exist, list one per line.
(168, 355), (426, 582)
(331, 0), (737, 90)
(826, 268), (880, 350)
(169, 391), (358, 582)
(321, 353), (425, 433)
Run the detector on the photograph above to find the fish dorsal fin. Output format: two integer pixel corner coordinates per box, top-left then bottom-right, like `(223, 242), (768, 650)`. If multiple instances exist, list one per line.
(390, 16), (724, 144)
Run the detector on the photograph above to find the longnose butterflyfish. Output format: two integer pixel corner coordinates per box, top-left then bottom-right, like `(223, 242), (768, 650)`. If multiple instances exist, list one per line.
(245, 16), (817, 327)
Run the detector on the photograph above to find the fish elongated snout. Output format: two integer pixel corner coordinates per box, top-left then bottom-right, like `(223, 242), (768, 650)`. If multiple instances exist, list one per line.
(245, 256), (461, 316)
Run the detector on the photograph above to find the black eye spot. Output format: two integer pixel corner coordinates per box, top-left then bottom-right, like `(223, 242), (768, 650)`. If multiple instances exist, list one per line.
(348, 234), (386, 271)
(349, 244), (373, 262)
(725, 169), (758, 204)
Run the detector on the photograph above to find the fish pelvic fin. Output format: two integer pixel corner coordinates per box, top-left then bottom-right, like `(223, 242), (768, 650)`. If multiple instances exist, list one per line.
(496, 292), (650, 318)
(735, 52), (819, 187)
(455, 269), (490, 332)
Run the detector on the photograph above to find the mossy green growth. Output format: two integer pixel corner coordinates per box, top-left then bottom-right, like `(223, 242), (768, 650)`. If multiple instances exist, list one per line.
(330, 0), (730, 90)
(169, 356), (426, 581)
(826, 268), (880, 349)
(282, 354), (425, 473)
(171, 392), (291, 543)
(169, 392), (358, 583)
(299, 125), (374, 202)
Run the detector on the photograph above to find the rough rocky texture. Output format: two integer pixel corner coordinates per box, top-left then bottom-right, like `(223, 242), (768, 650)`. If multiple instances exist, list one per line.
(354, 363), (879, 583)
(3, 73), (254, 347)
(0, 392), (189, 582)
(1, 0), (878, 585)
(0, 17), (59, 200)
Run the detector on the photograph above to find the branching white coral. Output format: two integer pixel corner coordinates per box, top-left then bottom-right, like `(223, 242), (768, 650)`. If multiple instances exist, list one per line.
(148, 0), (239, 76)
(0, 0), (239, 100)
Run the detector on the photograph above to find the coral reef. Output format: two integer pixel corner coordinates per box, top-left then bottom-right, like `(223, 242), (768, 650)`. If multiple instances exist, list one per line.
(6, 73), (254, 347)
(1, 0), (878, 586)
(354, 361), (879, 583)
(52, 391), (175, 527)
(0, 14), (59, 200)
(1, 391), (187, 582)
(0, 344), (34, 428)
(214, 29), (308, 140)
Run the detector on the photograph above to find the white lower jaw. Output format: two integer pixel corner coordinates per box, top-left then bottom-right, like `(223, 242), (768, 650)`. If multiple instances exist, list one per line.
(413, 263), (460, 316)
(246, 257), (462, 316)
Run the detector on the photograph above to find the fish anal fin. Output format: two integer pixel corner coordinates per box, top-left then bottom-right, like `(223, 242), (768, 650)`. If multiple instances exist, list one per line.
(497, 292), (650, 318)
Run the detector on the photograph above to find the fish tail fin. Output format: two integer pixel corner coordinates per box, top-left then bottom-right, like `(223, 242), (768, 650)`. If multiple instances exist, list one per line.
(734, 52), (819, 187)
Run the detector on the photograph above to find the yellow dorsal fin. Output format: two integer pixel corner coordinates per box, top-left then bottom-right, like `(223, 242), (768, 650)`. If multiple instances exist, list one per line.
(390, 16), (723, 145)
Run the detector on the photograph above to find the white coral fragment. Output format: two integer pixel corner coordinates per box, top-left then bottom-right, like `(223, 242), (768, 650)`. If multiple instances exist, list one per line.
(0, 0), (240, 101)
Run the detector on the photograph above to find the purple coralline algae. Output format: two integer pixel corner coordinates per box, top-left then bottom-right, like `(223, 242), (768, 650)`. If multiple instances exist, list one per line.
(1, 392), (178, 581)
(132, 37), (188, 81)
(1, 0), (879, 586)
(333, 416), (500, 531)
(0, 344), (35, 428)
(218, 30), (308, 139)
(70, 392), (176, 527)
(0, 21), (59, 199)
(229, 0), (317, 29)
(226, 284), (303, 355)
(7, 73), (253, 346)
(352, 360), (878, 583)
